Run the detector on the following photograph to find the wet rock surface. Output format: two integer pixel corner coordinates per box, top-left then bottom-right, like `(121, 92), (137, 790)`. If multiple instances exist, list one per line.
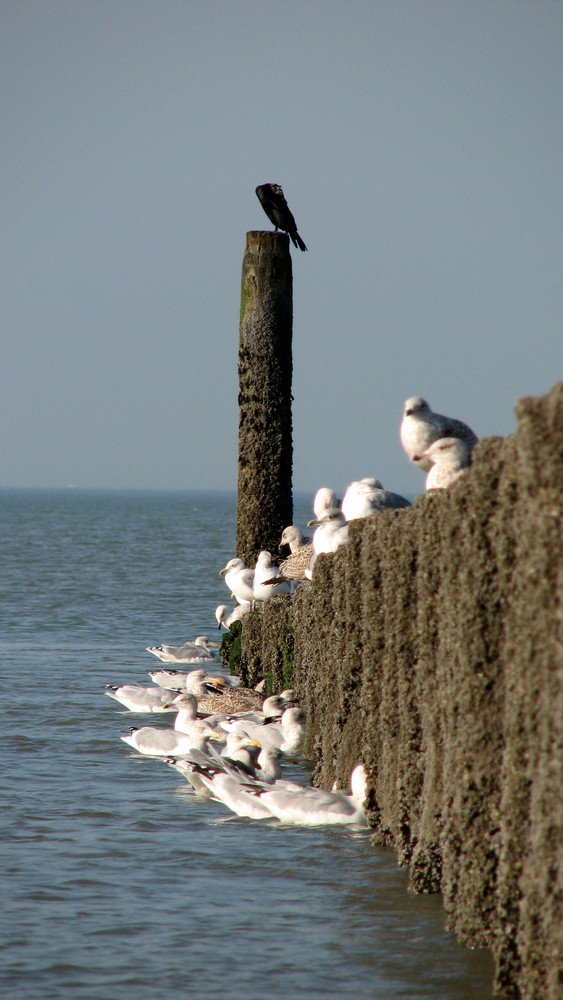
(232, 382), (563, 999)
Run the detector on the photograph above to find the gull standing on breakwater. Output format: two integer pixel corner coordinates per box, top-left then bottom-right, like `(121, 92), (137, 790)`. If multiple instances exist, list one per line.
(215, 603), (250, 630)
(278, 526), (314, 581)
(341, 477), (411, 520)
(255, 183), (308, 251)
(415, 437), (472, 490)
(252, 551), (292, 601)
(219, 558), (256, 606)
(308, 508), (349, 555)
(312, 486), (339, 519)
(145, 635), (219, 664)
(400, 396), (478, 471)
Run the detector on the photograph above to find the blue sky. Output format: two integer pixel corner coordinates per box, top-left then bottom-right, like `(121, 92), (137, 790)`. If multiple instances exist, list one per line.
(2, 1), (562, 497)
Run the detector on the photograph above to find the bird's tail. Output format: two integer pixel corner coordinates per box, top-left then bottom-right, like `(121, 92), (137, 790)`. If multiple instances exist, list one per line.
(293, 233), (308, 251)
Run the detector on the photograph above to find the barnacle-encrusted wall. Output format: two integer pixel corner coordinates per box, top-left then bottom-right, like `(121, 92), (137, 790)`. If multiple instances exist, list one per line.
(234, 382), (563, 1000)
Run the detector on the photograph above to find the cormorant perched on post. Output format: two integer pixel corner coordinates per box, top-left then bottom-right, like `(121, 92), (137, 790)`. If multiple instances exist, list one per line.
(255, 183), (307, 251)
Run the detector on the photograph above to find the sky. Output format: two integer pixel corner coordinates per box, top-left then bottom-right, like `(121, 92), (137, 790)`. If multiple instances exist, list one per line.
(2, 1), (562, 498)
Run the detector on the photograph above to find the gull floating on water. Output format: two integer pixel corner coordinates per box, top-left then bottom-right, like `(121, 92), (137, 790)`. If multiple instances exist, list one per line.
(258, 764), (369, 827)
(221, 706), (307, 756)
(120, 695), (222, 756)
(341, 477), (411, 520)
(416, 437), (472, 490)
(105, 683), (185, 713)
(145, 635), (219, 664)
(400, 396), (478, 472)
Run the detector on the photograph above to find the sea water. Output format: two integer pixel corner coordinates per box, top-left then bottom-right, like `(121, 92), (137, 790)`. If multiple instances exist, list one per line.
(0, 490), (495, 999)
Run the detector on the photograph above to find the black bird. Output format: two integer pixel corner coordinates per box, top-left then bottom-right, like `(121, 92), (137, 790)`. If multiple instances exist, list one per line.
(255, 183), (307, 251)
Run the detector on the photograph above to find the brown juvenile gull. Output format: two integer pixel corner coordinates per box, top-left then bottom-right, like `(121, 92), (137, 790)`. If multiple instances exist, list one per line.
(255, 183), (307, 251)
(278, 525), (314, 581)
(400, 396), (478, 472)
(415, 436), (472, 490)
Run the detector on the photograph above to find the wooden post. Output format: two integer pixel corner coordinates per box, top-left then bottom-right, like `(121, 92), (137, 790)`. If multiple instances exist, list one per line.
(236, 230), (293, 567)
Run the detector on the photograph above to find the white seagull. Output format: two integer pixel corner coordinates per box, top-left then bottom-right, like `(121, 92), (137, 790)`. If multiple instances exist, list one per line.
(253, 550), (292, 602)
(145, 635), (219, 664)
(341, 477), (411, 520)
(258, 764), (369, 828)
(105, 683), (185, 713)
(416, 436), (472, 490)
(400, 396), (478, 471)
(219, 558), (256, 606)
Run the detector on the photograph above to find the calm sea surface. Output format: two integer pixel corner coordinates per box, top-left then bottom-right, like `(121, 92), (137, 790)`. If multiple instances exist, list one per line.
(0, 490), (495, 999)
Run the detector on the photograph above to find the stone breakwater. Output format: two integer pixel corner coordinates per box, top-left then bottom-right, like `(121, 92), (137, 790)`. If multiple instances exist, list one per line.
(229, 382), (563, 1000)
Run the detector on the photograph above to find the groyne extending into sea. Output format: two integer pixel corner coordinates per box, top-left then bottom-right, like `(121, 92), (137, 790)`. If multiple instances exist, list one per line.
(226, 381), (563, 999)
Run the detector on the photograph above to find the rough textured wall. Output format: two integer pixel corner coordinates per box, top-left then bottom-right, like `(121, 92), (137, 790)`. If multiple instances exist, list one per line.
(234, 383), (563, 1000)
(236, 231), (293, 566)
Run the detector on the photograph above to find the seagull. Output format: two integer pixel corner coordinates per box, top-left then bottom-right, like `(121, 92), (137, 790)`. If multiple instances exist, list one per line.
(215, 603), (250, 630)
(400, 396), (478, 471)
(415, 436), (472, 490)
(221, 706), (307, 756)
(145, 635), (219, 664)
(258, 764), (369, 828)
(312, 487), (339, 519)
(252, 551), (292, 602)
(120, 695), (221, 756)
(308, 508), (349, 555)
(121, 719), (221, 757)
(166, 736), (262, 795)
(148, 667), (224, 695)
(340, 477), (411, 520)
(105, 683), (185, 713)
(219, 558), (256, 606)
(255, 183), (307, 251)
(278, 526), (314, 581)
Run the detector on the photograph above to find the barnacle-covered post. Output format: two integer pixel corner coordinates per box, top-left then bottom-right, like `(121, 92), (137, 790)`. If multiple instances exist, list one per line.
(236, 231), (293, 566)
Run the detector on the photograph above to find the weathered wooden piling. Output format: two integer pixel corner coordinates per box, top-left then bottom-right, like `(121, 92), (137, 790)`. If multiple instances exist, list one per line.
(236, 231), (293, 566)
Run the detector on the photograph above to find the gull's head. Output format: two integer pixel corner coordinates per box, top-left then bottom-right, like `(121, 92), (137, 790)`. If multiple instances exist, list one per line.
(350, 764), (369, 806)
(280, 525), (304, 549)
(313, 486), (338, 518)
(162, 692), (197, 711)
(255, 550), (273, 569)
(220, 558), (245, 576)
(403, 396), (430, 417)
